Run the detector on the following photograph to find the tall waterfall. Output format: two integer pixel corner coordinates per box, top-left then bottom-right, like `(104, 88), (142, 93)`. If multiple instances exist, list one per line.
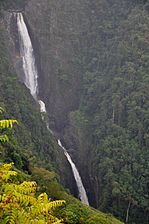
(16, 12), (89, 205)
(17, 13), (38, 99)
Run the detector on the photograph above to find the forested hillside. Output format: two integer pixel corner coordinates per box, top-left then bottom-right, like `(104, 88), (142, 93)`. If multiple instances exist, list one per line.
(0, 0), (149, 223)
(24, 1), (149, 223)
(70, 1), (149, 223)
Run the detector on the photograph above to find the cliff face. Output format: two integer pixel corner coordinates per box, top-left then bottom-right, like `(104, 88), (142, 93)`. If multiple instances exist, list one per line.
(25, 0), (88, 132)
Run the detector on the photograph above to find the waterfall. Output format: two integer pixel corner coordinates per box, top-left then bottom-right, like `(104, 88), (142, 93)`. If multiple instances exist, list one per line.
(58, 140), (89, 205)
(16, 12), (89, 205)
(17, 13), (38, 99)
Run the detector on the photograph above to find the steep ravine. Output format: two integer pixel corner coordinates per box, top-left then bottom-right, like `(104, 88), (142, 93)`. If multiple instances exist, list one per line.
(21, 0), (98, 208)
(24, 0), (95, 204)
(24, 0), (116, 208)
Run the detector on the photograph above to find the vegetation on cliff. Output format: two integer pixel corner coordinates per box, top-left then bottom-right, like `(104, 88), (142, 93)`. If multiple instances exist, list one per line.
(69, 1), (149, 223)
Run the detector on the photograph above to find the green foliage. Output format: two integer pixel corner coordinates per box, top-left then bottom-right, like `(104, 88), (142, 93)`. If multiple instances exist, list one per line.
(0, 134), (9, 143)
(0, 119), (18, 129)
(63, 1), (149, 223)
(0, 163), (123, 224)
(0, 107), (18, 143)
(0, 163), (65, 224)
(59, 204), (123, 224)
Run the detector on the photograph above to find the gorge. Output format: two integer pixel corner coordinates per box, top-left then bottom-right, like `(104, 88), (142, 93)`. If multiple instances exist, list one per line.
(16, 11), (89, 206)
(0, 0), (149, 223)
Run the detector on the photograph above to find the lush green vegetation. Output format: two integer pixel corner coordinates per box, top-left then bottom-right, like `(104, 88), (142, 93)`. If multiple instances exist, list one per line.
(0, 103), (123, 224)
(0, 162), (123, 224)
(0, 163), (65, 224)
(68, 0), (149, 223)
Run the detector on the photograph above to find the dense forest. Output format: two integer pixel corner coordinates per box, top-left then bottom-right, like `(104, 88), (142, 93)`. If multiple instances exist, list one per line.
(0, 0), (149, 223)
(69, 1), (149, 223)
(73, 1), (149, 222)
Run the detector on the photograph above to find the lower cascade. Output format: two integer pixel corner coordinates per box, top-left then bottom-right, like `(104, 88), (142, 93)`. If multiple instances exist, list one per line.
(16, 12), (89, 205)
(58, 140), (89, 205)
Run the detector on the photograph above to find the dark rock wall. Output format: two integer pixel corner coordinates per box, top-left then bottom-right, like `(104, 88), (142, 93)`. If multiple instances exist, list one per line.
(25, 0), (89, 132)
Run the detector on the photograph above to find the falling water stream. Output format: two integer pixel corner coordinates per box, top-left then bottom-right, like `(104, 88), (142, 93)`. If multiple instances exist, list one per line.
(17, 13), (38, 99)
(58, 140), (89, 205)
(16, 12), (89, 205)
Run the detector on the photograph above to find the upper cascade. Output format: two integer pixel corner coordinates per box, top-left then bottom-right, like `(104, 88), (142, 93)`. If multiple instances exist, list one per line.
(17, 12), (38, 99)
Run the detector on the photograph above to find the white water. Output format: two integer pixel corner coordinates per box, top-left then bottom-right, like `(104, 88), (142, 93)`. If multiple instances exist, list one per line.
(16, 12), (89, 205)
(17, 13), (38, 99)
(38, 100), (53, 134)
(38, 100), (46, 113)
(58, 140), (89, 205)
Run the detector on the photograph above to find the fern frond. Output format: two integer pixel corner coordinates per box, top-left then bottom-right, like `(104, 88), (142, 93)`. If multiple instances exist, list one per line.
(0, 163), (17, 182)
(0, 134), (9, 143)
(0, 119), (18, 129)
(47, 214), (64, 223)
(38, 193), (48, 203)
(17, 181), (37, 194)
(4, 181), (36, 195)
(2, 163), (14, 171)
(13, 192), (37, 206)
(0, 171), (17, 182)
(3, 209), (18, 224)
(47, 200), (66, 210)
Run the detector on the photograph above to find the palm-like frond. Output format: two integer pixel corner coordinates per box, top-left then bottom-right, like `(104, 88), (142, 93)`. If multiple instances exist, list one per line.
(0, 119), (18, 129)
